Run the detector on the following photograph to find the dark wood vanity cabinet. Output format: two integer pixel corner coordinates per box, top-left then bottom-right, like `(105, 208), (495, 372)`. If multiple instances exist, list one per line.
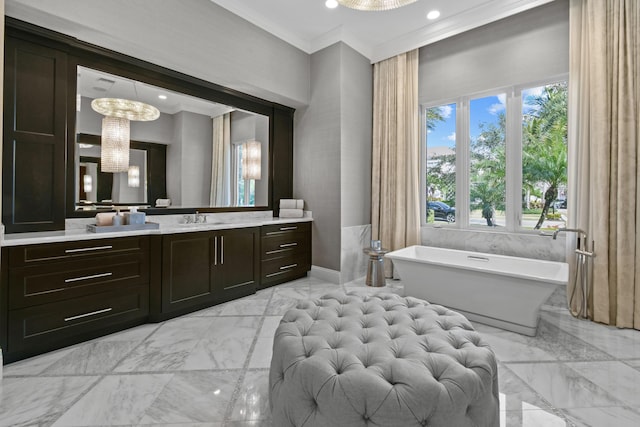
(160, 227), (259, 318)
(0, 236), (150, 363)
(260, 222), (312, 287)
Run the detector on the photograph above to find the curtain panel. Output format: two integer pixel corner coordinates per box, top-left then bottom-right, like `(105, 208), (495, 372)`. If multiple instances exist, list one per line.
(568, 0), (640, 328)
(372, 49), (421, 276)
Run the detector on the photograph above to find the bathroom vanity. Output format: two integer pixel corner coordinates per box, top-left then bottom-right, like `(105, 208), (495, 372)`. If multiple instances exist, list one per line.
(0, 217), (312, 363)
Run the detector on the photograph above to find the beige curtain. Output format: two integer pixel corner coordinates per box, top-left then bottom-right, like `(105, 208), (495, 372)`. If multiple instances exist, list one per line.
(210, 113), (231, 206)
(372, 49), (421, 276)
(568, 0), (640, 328)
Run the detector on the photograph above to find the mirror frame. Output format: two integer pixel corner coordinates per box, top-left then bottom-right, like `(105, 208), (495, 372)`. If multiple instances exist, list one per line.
(66, 46), (278, 217)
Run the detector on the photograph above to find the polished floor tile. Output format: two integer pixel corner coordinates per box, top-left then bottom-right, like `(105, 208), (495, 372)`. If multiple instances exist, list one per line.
(1, 278), (639, 427)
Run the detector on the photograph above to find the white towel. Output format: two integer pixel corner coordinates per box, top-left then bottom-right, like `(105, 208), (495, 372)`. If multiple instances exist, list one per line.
(279, 199), (297, 209)
(156, 198), (171, 207)
(296, 199), (304, 209)
(279, 208), (304, 218)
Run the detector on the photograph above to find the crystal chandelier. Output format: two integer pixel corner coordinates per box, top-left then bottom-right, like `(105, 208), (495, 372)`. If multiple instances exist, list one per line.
(337, 0), (417, 11)
(91, 97), (159, 173)
(100, 116), (130, 173)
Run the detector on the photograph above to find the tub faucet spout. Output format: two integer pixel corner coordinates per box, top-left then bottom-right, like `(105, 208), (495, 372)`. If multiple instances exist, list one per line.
(552, 228), (586, 240)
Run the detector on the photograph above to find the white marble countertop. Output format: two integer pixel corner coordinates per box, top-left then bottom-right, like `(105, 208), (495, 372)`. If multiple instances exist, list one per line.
(1, 212), (312, 247)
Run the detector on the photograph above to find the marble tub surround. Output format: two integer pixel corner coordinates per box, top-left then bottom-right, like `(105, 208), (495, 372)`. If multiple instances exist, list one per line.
(422, 226), (567, 262)
(0, 212), (313, 247)
(340, 223), (371, 284)
(2, 281), (640, 426)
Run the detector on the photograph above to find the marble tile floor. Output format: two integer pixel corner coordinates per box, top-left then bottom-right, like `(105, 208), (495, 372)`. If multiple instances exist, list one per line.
(1, 277), (639, 427)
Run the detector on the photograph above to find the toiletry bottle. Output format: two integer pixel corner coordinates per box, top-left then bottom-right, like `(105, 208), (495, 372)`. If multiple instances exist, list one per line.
(128, 207), (146, 225)
(112, 209), (123, 226)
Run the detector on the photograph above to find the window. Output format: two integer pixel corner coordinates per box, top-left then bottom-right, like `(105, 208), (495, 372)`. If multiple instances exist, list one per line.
(423, 80), (568, 232)
(425, 103), (456, 225)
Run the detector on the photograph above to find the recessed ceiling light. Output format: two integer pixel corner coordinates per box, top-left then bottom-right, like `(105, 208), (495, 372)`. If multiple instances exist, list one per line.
(158, 94), (167, 100)
(325, 0), (338, 9)
(427, 10), (440, 20)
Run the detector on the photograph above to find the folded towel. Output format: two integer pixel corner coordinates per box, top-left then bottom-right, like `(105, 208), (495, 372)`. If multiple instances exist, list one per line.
(296, 199), (304, 209)
(279, 208), (304, 218)
(279, 199), (296, 209)
(156, 198), (171, 207)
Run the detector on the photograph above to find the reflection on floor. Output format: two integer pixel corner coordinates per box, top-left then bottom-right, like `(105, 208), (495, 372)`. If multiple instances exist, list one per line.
(1, 277), (639, 426)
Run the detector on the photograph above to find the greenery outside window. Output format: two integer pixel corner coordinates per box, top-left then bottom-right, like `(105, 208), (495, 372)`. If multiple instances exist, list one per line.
(423, 79), (568, 232)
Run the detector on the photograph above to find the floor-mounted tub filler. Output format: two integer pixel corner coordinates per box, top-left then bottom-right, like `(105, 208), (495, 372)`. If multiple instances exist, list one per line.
(386, 245), (568, 336)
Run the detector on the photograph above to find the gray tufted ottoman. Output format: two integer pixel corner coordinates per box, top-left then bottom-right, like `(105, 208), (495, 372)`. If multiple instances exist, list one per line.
(269, 292), (499, 427)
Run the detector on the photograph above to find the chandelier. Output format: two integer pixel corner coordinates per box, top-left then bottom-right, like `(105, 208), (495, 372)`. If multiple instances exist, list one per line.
(92, 96), (159, 173)
(337, 0), (417, 11)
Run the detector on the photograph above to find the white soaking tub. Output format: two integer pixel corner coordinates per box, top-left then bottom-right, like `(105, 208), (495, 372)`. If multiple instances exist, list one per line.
(386, 245), (568, 336)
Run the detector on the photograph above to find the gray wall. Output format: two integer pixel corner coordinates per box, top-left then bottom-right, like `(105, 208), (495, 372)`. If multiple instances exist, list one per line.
(6, 0), (310, 107)
(294, 42), (373, 275)
(172, 111), (213, 207)
(340, 44), (372, 228)
(419, 0), (569, 104)
(295, 44), (342, 271)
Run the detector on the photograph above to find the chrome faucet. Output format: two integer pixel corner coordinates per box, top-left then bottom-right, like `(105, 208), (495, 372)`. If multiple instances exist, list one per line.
(195, 212), (207, 223)
(552, 227), (586, 240)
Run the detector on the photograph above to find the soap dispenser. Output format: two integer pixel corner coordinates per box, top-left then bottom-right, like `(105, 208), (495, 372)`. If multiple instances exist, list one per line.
(112, 208), (123, 226)
(127, 207), (146, 225)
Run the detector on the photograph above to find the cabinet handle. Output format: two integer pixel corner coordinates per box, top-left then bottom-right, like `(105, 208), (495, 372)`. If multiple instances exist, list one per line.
(279, 243), (298, 248)
(65, 245), (113, 254)
(214, 237), (218, 266)
(266, 270), (289, 278)
(280, 226), (297, 231)
(65, 272), (113, 283)
(64, 307), (112, 322)
(280, 263), (298, 270)
(220, 236), (224, 265)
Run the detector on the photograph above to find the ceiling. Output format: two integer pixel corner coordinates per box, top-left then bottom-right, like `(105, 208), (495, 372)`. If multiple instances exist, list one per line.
(210, 0), (556, 62)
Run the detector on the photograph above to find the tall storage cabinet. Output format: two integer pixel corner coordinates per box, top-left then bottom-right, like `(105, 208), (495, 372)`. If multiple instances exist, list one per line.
(2, 35), (67, 233)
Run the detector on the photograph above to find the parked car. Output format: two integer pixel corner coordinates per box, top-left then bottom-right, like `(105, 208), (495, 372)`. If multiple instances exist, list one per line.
(553, 199), (567, 209)
(428, 201), (456, 223)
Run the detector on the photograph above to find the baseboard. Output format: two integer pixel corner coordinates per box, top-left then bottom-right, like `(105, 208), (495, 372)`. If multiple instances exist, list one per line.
(309, 265), (340, 284)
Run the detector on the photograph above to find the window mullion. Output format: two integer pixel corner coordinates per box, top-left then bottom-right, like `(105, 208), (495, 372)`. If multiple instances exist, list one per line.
(505, 88), (522, 232)
(457, 99), (470, 228)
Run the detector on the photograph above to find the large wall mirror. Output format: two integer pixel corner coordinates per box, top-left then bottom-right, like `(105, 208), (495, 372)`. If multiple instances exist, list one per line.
(74, 66), (270, 211)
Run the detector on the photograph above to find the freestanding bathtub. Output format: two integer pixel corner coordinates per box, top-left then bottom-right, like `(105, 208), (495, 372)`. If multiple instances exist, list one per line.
(386, 245), (568, 336)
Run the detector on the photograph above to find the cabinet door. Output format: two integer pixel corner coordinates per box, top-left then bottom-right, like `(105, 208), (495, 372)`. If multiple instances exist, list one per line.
(213, 228), (258, 300)
(2, 36), (67, 233)
(161, 232), (215, 314)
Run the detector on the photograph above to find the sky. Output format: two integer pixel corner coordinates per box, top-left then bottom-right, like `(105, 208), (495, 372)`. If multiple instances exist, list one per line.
(426, 85), (546, 151)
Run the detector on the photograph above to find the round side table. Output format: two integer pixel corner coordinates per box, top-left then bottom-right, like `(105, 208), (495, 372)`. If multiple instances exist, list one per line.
(363, 247), (389, 287)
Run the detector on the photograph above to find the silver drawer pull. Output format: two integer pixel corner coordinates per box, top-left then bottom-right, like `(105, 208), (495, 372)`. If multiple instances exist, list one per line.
(280, 226), (297, 231)
(65, 245), (113, 254)
(266, 270), (289, 278)
(65, 272), (113, 283)
(64, 307), (112, 322)
(279, 243), (298, 248)
(280, 263), (298, 270)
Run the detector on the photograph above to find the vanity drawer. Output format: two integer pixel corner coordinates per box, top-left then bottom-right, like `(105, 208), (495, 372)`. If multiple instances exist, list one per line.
(261, 221), (310, 237)
(261, 231), (310, 260)
(9, 236), (148, 267)
(8, 253), (149, 309)
(7, 285), (149, 355)
(261, 254), (311, 286)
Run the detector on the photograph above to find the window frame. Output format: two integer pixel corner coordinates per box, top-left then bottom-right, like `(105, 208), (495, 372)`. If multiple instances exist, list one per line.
(420, 74), (569, 233)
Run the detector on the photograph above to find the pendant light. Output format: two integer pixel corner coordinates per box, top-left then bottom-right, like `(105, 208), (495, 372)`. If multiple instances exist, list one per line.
(337, 0), (417, 11)
(92, 81), (160, 173)
(242, 140), (262, 180)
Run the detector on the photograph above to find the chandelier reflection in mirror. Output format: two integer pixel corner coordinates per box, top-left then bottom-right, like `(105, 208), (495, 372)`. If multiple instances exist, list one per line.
(337, 0), (417, 11)
(91, 97), (160, 173)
